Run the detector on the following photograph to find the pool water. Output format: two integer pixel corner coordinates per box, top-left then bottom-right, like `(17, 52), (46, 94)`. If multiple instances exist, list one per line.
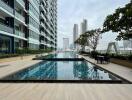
(2, 60), (120, 81)
(0, 52), (129, 83)
(45, 52), (79, 58)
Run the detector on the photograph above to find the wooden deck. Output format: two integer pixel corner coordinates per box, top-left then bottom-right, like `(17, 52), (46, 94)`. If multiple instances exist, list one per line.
(0, 84), (132, 100)
(0, 55), (132, 100)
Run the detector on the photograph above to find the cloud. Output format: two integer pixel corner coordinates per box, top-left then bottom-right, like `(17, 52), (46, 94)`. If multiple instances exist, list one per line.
(58, 0), (130, 48)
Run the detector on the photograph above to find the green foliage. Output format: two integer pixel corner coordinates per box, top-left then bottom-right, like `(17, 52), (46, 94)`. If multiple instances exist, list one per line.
(15, 48), (53, 54)
(0, 54), (19, 59)
(90, 51), (99, 58)
(0, 48), (53, 59)
(75, 28), (101, 51)
(75, 35), (87, 46)
(110, 54), (128, 60)
(79, 51), (132, 61)
(128, 54), (132, 61)
(102, 1), (132, 40)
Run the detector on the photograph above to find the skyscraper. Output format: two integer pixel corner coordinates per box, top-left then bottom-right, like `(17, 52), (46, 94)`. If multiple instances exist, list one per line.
(73, 24), (79, 49)
(0, 0), (57, 53)
(63, 38), (69, 50)
(80, 19), (88, 34)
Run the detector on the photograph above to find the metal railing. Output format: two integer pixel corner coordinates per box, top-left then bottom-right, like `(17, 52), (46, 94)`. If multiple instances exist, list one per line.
(16, 0), (25, 8)
(15, 30), (25, 38)
(15, 11), (25, 22)
(0, 0), (13, 14)
(40, 40), (46, 45)
(0, 23), (13, 34)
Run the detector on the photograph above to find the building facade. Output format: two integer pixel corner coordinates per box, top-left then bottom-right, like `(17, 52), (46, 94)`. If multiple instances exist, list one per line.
(0, 0), (57, 53)
(123, 39), (132, 49)
(80, 19), (87, 34)
(40, 0), (57, 50)
(73, 24), (79, 49)
(63, 38), (69, 51)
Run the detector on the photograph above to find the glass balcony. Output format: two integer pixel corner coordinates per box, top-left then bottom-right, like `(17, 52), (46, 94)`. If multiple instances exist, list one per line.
(40, 31), (46, 37)
(40, 3), (47, 14)
(40, 22), (45, 28)
(15, 30), (25, 38)
(40, 40), (46, 45)
(15, 11), (25, 23)
(40, 13), (46, 21)
(0, 0), (13, 15)
(15, 0), (25, 8)
(0, 23), (13, 34)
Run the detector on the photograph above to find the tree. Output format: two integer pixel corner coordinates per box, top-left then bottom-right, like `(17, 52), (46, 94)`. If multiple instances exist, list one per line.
(75, 28), (101, 52)
(102, 1), (132, 40)
(75, 34), (88, 51)
(85, 28), (101, 51)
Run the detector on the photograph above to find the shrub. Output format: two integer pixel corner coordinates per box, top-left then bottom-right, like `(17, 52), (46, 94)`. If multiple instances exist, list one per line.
(0, 54), (19, 59)
(90, 51), (99, 58)
(15, 48), (53, 54)
(0, 48), (54, 59)
(128, 55), (132, 61)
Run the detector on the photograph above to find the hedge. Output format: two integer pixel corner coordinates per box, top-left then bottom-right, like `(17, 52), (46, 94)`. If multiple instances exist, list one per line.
(0, 48), (53, 59)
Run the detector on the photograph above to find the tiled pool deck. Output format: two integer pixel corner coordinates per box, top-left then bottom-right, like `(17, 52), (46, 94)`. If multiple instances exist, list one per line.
(0, 55), (132, 100)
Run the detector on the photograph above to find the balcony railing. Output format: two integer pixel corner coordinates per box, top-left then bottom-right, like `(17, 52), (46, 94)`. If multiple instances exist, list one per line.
(40, 13), (46, 21)
(16, 0), (25, 8)
(15, 30), (25, 38)
(0, 23), (13, 34)
(15, 11), (25, 23)
(0, 0), (13, 15)
(41, 40), (46, 44)
(40, 31), (46, 37)
(40, 22), (45, 28)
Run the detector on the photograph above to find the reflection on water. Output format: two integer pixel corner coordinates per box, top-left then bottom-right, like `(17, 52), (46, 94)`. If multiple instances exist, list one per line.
(3, 60), (118, 81)
(62, 52), (78, 58)
(73, 61), (118, 80)
(4, 61), (58, 80)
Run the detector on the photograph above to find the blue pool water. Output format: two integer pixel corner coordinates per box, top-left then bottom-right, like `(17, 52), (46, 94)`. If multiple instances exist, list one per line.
(2, 60), (120, 81)
(45, 51), (79, 58)
(1, 52), (127, 83)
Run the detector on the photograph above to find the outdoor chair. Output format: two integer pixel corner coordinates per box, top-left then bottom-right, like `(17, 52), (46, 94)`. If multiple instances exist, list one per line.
(103, 56), (110, 64)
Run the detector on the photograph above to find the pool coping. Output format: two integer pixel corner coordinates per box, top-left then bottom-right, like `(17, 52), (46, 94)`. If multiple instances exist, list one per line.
(84, 59), (132, 84)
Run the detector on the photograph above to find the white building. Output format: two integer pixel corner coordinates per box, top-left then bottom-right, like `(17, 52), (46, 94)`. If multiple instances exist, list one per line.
(73, 24), (79, 49)
(63, 38), (69, 51)
(123, 39), (132, 49)
(80, 19), (88, 34)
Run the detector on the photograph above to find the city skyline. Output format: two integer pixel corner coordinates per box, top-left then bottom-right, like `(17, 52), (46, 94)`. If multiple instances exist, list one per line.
(58, 0), (130, 49)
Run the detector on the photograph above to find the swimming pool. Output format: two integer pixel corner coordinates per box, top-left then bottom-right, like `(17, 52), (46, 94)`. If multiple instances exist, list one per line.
(0, 52), (130, 83)
(34, 51), (81, 60)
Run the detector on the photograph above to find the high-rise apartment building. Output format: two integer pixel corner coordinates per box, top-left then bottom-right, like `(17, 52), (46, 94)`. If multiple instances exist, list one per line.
(63, 38), (69, 50)
(0, 0), (57, 53)
(80, 19), (87, 34)
(40, 0), (57, 50)
(73, 24), (79, 49)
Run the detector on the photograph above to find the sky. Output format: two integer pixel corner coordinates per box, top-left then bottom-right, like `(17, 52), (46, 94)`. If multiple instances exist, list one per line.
(57, 0), (130, 49)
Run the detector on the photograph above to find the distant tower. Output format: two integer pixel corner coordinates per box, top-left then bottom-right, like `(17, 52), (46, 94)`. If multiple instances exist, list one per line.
(123, 39), (132, 49)
(80, 19), (88, 34)
(63, 38), (69, 50)
(73, 24), (79, 49)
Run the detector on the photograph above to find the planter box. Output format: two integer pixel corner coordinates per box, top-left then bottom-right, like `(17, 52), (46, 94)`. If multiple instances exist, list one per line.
(111, 58), (132, 68)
